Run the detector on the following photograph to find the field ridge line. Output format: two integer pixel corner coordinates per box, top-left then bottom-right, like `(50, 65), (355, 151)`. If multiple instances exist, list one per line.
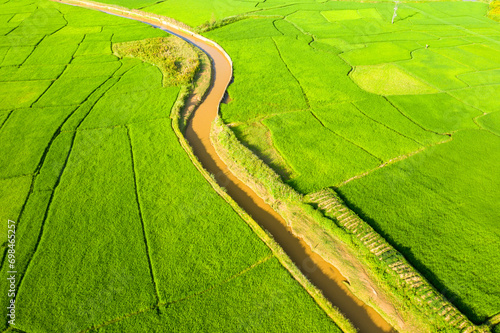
(12, 128), (79, 322)
(351, 102), (424, 146)
(76, 255), (274, 333)
(8, 65), (123, 236)
(335, 133), (452, 188)
(78, 305), (157, 333)
(0, 110), (13, 131)
(125, 126), (161, 306)
(6, 70), (124, 328)
(46, 2), (354, 332)
(167, 254), (275, 306)
(270, 37), (311, 109)
(309, 110), (384, 163)
(27, 33), (84, 108)
(271, 19), (285, 36)
(383, 96), (448, 136)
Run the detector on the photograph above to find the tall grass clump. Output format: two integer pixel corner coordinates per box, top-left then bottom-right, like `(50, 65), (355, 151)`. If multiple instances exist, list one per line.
(113, 36), (199, 86)
(489, 1), (500, 21)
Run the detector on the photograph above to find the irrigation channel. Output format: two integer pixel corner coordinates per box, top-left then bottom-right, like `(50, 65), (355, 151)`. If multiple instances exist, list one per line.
(55, 1), (396, 331)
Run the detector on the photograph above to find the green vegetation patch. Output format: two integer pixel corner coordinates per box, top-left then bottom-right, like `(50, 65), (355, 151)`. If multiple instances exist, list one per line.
(0, 64), (65, 81)
(286, 10), (342, 39)
(62, 6), (132, 26)
(477, 112), (500, 136)
(396, 49), (470, 90)
(23, 40), (81, 65)
(62, 61), (121, 78)
(350, 63), (438, 95)
(0, 111), (9, 127)
(108, 24), (167, 43)
(0, 106), (75, 178)
(321, 8), (382, 23)
(447, 84), (500, 114)
(388, 93), (481, 134)
(321, 10), (362, 22)
(338, 129), (500, 322)
(142, 0), (258, 27)
(353, 98), (446, 146)
(340, 42), (411, 66)
(210, 37), (308, 123)
(457, 68), (500, 86)
(1, 46), (34, 66)
(74, 40), (112, 56)
(0, 176), (31, 245)
(272, 36), (369, 107)
(264, 111), (380, 193)
(72, 54), (119, 63)
(81, 85), (180, 128)
(34, 75), (111, 107)
(8, 12), (31, 24)
(313, 103), (422, 161)
(0, 80), (51, 110)
(460, 44), (500, 65)
(16, 127), (158, 333)
(432, 46), (500, 71)
(113, 36), (199, 86)
(273, 19), (307, 40)
(32, 131), (74, 192)
(91, 258), (339, 332)
(0, 47), (8, 64)
(56, 25), (102, 35)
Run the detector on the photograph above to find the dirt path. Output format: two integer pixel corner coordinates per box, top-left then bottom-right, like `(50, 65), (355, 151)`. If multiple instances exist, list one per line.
(51, 1), (395, 331)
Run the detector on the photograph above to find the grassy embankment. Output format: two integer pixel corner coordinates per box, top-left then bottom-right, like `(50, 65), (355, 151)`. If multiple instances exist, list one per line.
(0, 0), (351, 331)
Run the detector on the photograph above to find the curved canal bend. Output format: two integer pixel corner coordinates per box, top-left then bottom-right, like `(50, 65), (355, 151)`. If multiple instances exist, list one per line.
(54, 1), (395, 331)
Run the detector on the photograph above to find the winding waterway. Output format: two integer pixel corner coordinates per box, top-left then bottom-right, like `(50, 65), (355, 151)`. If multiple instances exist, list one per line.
(54, 1), (396, 331)
(180, 28), (396, 333)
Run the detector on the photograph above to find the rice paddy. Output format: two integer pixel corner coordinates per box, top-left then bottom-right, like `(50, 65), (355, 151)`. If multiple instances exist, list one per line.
(2, 0), (499, 330)
(0, 0), (344, 331)
(198, 0), (499, 326)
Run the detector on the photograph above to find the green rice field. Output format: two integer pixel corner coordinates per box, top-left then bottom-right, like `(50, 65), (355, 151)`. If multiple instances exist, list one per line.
(0, 0), (343, 331)
(2, 0), (499, 330)
(130, 0), (499, 325)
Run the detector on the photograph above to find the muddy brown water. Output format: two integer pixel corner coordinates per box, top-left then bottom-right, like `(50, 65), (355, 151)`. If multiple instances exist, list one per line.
(54, 2), (396, 331)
